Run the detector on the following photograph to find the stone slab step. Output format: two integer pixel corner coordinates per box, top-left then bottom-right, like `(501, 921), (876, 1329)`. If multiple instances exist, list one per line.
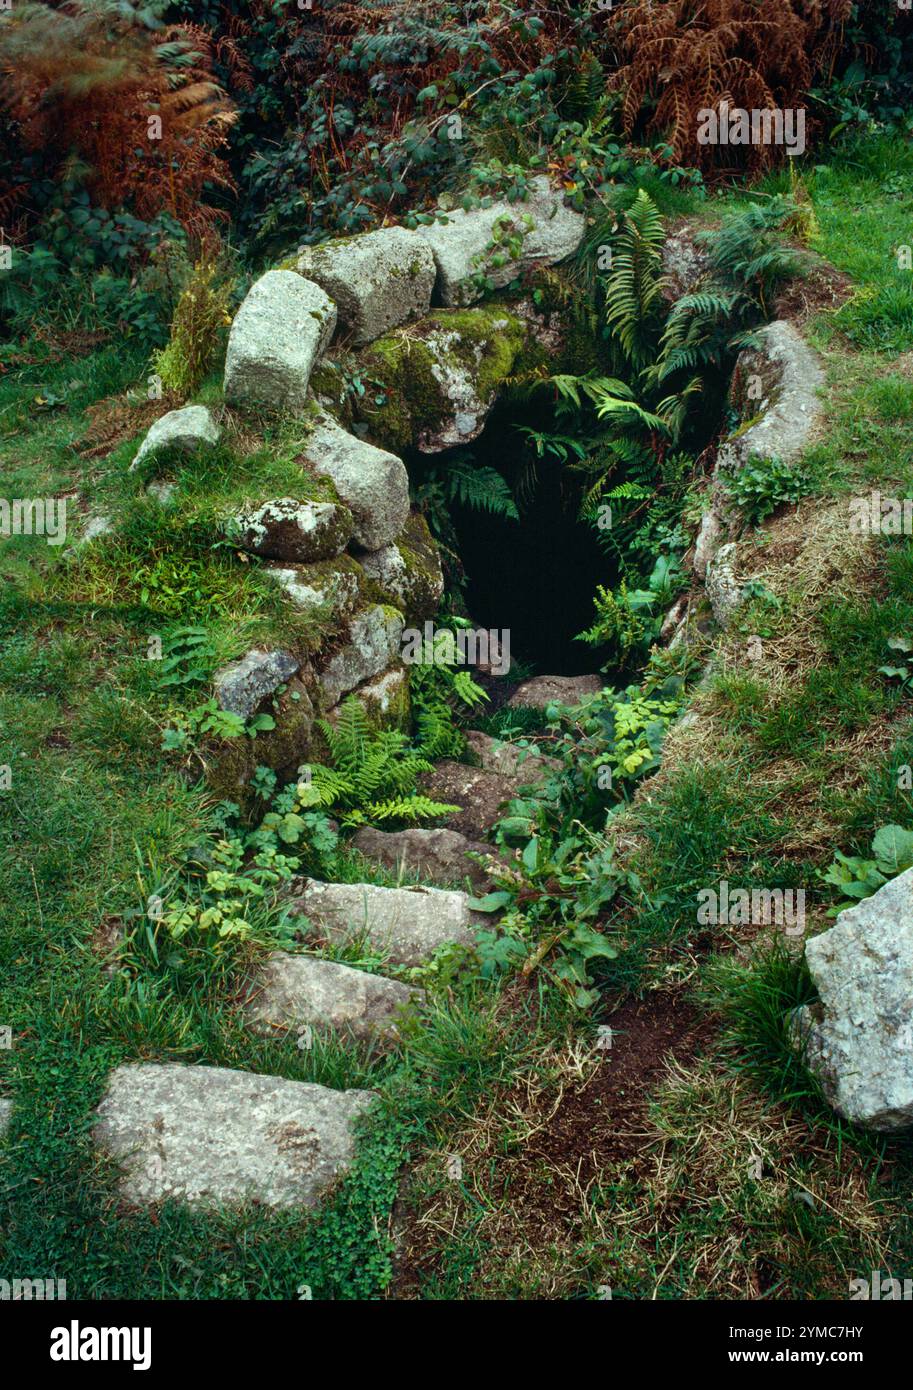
(417, 760), (519, 840)
(289, 878), (480, 967)
(93, 1063), (374, 1209)
(351, 825), (496, 892)
(464, 730), (560, 784)
(244, 952), (422, 1042)
(508, 674), (603, 711)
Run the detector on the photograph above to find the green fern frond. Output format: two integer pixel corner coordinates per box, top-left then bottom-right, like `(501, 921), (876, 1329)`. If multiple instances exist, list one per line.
(603, 189), (665, 372)
(591, 388), (669, 435)
(560, 48), (606, 121)
(356, 796), (460, 825)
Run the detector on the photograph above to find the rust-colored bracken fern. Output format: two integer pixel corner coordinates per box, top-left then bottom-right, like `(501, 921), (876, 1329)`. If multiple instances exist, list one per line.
(0, 2), (246, 237)
(610, 0), (852, 174)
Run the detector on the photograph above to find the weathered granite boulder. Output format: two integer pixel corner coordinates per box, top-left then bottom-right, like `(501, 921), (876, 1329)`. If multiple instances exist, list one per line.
(317, 605), (404, 708)
(357, 307), (527, 453)
(266, 555), (362, 623)
(793, 866), (913, 1132)
(130, 405), (220, 472)
(290, 879), (480, 967)
(334, 665), (410, 732)
(359, 513), (444, 622)
(224, 271), (336, 411)
(717, 320), (826, 477)
(416, 176), (585, 307)
(296, 226), (436, 346)
(214, 647), (299, 719)
(705, 541), (746, 627)
(244, 952), (422, 1042)
(692, 506), (724, 581)
(692, 320), (826, 580)
(93, 1063), (374, 1208)
(508, 674), (602, 710)
(298, 413), (409, 550)
(233, 498), (354, 563)
(351, 826), (495, 892)
(464, 730), (560, 785)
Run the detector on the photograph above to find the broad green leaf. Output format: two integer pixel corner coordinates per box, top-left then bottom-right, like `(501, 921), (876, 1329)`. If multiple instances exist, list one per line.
(872, 824), (913, 873)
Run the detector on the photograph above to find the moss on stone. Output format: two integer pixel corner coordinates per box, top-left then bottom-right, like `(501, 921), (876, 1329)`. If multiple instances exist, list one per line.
(355, 307), (526, 452)
(359, 665), (411, 732)
(306, 361), (352, 432)
(358, 331), (446, 452)
(396, 512), (443, 621)
(206, 677), (317, 812)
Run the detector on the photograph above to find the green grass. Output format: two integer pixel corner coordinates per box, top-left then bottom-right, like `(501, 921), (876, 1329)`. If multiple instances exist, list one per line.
(808, 136), (913, 354)
(0, 342), (565, 1295)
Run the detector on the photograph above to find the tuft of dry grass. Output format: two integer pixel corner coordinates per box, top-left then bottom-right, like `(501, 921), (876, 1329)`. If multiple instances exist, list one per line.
(606, 1057), (896, 1300)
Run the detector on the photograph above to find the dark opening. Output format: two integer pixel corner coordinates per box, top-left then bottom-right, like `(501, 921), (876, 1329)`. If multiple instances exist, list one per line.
(411, 396), (618, 675)
(408, 372), (729, 678)
(450, 445), (612, 676)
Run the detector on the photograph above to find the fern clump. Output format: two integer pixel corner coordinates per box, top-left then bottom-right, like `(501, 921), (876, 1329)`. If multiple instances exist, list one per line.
(559, 48), (607, 122)
(697, 197), (809, 314)
(298, 697), (458, 827)
(611, 0), (849, 174)
(520, 187), (807, 539)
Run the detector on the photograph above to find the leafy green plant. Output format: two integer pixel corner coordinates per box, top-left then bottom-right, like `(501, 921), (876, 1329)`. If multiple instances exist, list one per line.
(469, 209), (535, 297)
(152, 247), (234, 397)
(725, 454), (814, 525)
(697, 198), (809, 314)
(299, 697), (458, 828)
(125, 823), (302, 976)
(159, 837), (295, 956)
(465, 681), (682, 1006)
(878, 635), (913, 691)
(161, 700), (275, 752)
(472, 832), (624, 1009)
(577, 554), (684, 665)
(153, 625), (217, 690)
(820, 824), (913, 917)
(410, 618), (490, 758)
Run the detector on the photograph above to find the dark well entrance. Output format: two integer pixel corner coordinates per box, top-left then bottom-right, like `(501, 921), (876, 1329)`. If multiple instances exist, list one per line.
(414, 400), (618, 675)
